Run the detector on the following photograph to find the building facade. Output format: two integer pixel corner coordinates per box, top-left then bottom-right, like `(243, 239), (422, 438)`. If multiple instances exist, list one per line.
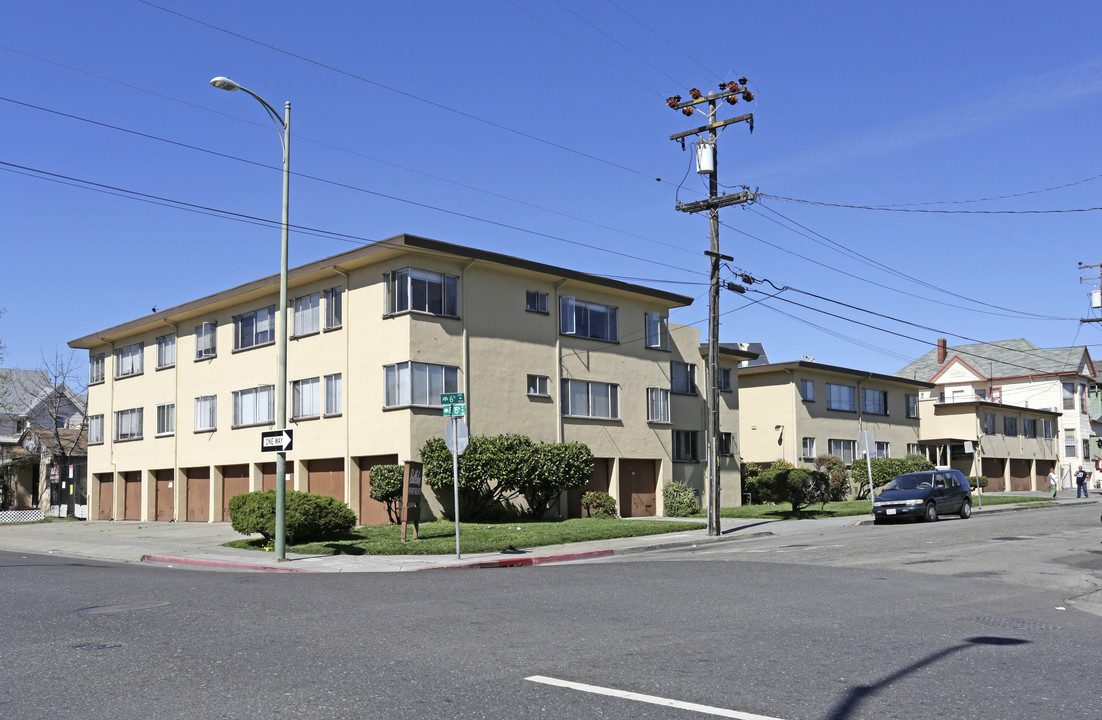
(69, 235), (751, 523)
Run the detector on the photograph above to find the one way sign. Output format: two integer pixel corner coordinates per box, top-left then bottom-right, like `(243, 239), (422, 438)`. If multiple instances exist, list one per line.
(260, 429), (294, 453)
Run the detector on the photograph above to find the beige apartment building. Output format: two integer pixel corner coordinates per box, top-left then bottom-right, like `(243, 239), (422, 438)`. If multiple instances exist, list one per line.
(69, 235), (753, 524)
(738, 360), (932, 469)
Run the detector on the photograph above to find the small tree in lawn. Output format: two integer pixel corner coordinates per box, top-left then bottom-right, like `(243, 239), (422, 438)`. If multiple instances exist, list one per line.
(814, 454), (850, 500)
(366, 464), (404, 523)
(514, 441), (593, 518)
(420, 434), (535, 520)
(756, 466), (831, 514)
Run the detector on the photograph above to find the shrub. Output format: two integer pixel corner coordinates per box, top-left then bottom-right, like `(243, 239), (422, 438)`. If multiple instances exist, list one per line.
(421, 434), (535, 520)
(367, 464), (405, 523)
(755, 467), (830, 514)
(227, 490), (356, 545)
(851, 455), (935, 499)
(515, 442), (594, 519)
(814, 454), (851, 500)
(581, 491), (617, 518)
(662, 481), (700, 517)
(968, 475), (988, 489)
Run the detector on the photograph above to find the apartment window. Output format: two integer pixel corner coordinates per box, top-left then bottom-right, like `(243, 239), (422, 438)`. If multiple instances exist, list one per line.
(1065, 429), (1077, 457)
(325, 373), (342, 416)
(1024, 418), (1037, 438)
(324, 287), (343, 330)
(560, 296), (618, 342)
(1081, 384), (1089, 414)
(384, 362), (460, 408)
(195, 322), (217, 359)
(527, 374), (551, 397)
(829, 438), (856, 464)
(88, 414), (104, 445)
(802, 437), (816, 460)
(114, 342), (144, 379)
(645, 313), (668, 350)
(293, 293), (320, 337)
(1043, 419), (1054, 439)
(982, 412), (996, 435)
(233, 306), (275, 350)
(874, 441), (890, 459)
(291, 377), (321, 419)
(561, 379), (620, 419)
(907, 443), (921, 456)
(114, 407), (143, 441)
(673, 430), (699, 462)
(990, 387), (1002, 403)
(89, 354), (105, 385)
(525, 290), (548, 314)
(156, 403), (175, 436)
(906, 394), (918, 419)
(646, 387), (671, 423)
(1063, 382), (1075, 410)
(718, 368), (733, 393)
(156, 334), (176, 369)
(232, 386), (274, 427)
(861, 388), (888, 415)
(718, 432), (734, 456)
(385, 267), (459, 317)
(827, 383), (856, 412)
(799, 379), (814, 402)
(671, 361), (697, 395)
(1003, 416), (1017, 437)
(1084, 439), (1091, 459)
(194, 395), (216, 432)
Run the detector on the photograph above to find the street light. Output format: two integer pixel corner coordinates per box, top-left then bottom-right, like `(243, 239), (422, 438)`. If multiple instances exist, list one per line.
(210, 76), (291, 560)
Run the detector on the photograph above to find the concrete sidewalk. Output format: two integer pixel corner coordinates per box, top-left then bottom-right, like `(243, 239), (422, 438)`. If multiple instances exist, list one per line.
(0, 495), (1094, 573)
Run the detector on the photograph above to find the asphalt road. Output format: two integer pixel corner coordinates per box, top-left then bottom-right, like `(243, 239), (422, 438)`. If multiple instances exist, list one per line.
(2, 504), (1099, 720)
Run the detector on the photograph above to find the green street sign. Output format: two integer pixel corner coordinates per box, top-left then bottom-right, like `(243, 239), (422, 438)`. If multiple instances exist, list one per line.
(443, 403), (466, 417)
(440, 393), (466, 405)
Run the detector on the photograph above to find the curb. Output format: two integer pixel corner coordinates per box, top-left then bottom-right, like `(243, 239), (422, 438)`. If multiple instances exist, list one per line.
(140, 554), (319, 573)
(423, 549), (616, 570)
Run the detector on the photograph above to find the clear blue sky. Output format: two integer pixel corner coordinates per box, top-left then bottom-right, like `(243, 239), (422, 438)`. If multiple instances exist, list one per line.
(4, 1), (1102, 380)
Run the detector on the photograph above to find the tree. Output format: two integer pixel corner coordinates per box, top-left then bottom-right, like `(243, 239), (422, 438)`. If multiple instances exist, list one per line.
(755, 466), (831, 514)
(814, 454), (851, 500)
(514, 441), (593, 518)
(366, 464), (404, 523)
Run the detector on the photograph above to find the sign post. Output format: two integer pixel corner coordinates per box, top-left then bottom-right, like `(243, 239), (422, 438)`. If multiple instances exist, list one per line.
(441, 394), (468, 559)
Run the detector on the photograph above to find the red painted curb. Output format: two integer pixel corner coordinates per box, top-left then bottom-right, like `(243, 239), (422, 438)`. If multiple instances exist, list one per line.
(422, 548), (615, 570)
(141, 554), (318, 573)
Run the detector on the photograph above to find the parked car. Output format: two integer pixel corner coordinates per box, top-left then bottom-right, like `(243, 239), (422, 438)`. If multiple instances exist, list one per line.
(872, 469), (972, 523)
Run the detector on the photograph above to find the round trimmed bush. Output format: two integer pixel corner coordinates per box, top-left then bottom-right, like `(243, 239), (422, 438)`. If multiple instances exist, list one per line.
(662, 481), (700, 517)
(228, 490), (357, 545)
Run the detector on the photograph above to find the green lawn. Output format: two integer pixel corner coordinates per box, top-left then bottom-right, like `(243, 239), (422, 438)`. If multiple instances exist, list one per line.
(717, 493), (1052, 520)
(225, 516), (707, 556)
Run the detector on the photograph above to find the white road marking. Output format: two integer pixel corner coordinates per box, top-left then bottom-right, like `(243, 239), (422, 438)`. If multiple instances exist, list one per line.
(526, 675), (789, 719)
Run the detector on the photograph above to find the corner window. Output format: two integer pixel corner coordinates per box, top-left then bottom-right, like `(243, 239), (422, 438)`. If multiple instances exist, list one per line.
(906, 394), (918, 418)
(156, 403), (175, 436)
(324, 287), (343, 330)
(561, 379), (620, 419)
(194, 395), (217, 432)
(671, 362), (697, 395)
(114, 407), (143, 441)
(293, 293), (321, 337)
(384, 362), (460, 408)
(718, 368), (733, 392)
(385, 268), (459, 318)
(826, 383), (856, 412)
(232, 386), (274, 427)
(861, 388), (888, 415)
(982, 412), (996, 435)
(560, 296), (618, 342)
(1003, 416), (1017, 437)
(88, 414), (104, 445)
(156, 334), (176, 369)
(645, 313), (668, 350)
(673, 430), (699, 462)
(291, 377), (320, 420)
(114, 343), (144, 379)
(525, 290), (548, 314)
(89, 354), (105, 385)
(325, 373), (342, 416)
(1063, 383), (1075, 410)
(799, 379), (814, 402)
(233, 307), (275, 350)
(527, 374), (551, 397)
(646, 387), (670, 423)
(718, 432), (734, 456)
(195, 322), (217, 360)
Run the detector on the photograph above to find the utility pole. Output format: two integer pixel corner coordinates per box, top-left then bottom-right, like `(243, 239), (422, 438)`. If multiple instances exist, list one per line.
(1078, 261), (1102, 323)
(667, 81), (756, 537)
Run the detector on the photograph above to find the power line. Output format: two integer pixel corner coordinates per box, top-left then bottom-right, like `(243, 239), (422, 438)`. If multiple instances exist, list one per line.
(760, 192), (1102, 214)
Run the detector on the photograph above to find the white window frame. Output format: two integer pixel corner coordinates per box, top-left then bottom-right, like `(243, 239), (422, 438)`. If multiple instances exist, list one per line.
(325, 373), (342, 416)
(88, 414), (104, 445)
(801, 436), (816, 460)
(1023, 418), (1037, 438)
(324, 286), (343, 330)
(829, 438), (856, 464)
(826, 383), (856, 412)
(861, 388), (888, 415)
(561, 378), (620, 419)
(527, 374), (551, 397)
(291, 377), (321, 420)
(232, 386), (274, 428)
(645, 313), (669, 350)
(525, 290), (549, 314)
(1065, 429), (1077, 457)
(89, 354), (105, 385)
(874, 441), (890, 459)
(384, 362), (460, 408)
(907, 443), (921, 456)
(156, 334), (176, 369)
(559, 296), (618, 342)
(155, 402), (175, 436)
(385, 267), (459, 318)
(195, 322), (217, 360)
(114, 342), (144, 379)
(1063, 382), (1076, 410)
(233, 306), (275, 350)
(114, 407), (143, 441)
(671, 361), (697, 395)
(673, 429), (699, 462)
(646, 387), (670, 423)
(194, 395), (217, 432)
(906, 394), (918, 418)
(292, 292), (321, 338)
(1043, 419), (1054, 439)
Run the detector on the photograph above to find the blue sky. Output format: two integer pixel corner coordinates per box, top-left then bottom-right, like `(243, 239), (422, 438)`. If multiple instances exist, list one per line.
(4, 1), (1102, 380)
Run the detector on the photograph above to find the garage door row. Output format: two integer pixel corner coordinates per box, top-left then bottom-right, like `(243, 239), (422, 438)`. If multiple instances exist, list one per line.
(95, 456), (661, 523)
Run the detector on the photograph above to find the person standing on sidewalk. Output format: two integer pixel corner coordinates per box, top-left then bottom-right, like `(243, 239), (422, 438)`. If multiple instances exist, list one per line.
(1075, 465), (1090, 499)
(1048, 469), (1060, 498)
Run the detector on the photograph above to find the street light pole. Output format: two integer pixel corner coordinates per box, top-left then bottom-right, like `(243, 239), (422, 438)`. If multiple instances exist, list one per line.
(210, 77), (291, 560)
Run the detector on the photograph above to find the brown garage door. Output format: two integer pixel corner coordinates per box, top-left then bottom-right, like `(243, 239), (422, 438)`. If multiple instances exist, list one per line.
(221, 464), (251, 522)
(620, 459), (656, 518)
(1009, 459), (1032, 492)
(97, 474), (114, 520)
(186, 467), (210, 522)
(982, 458), (1006, 492)
(308, 458), (345, 501)
(261, 462), (294, 492)
(568, 458), (611, 518)
(358, 454), (399, 526)
(122, 471), (142, 520)
(155, 469), (174, 521)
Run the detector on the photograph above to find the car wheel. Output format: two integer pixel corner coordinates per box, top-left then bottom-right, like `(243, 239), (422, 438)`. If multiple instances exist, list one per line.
(959, 499), (972, 519)
(924, 502), (938, 523)
(873, 518), (885, 525)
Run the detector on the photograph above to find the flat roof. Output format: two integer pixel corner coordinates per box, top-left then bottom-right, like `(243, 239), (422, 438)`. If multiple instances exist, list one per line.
(737, 359), (936, 389)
